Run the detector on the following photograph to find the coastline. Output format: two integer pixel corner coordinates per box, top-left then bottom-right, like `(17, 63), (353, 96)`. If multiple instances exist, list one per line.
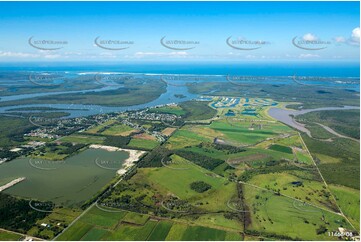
(89, 144), (146, 175)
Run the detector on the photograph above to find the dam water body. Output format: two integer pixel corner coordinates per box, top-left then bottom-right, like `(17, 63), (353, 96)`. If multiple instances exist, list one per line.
(0, 148), (128, 206)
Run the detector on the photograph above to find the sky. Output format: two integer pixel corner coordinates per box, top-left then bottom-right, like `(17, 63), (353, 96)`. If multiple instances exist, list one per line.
(0, 1), (359, 63)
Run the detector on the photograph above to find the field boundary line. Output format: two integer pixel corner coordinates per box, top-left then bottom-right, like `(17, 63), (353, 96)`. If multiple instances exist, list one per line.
(298, 132), (357, 231)
(52, 202), (96, 241)
(53, 173), (126, 241)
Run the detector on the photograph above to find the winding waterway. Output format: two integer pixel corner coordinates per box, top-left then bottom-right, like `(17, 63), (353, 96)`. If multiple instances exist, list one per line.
(0, 84), (198, 118)
(268, 106), (360, 136)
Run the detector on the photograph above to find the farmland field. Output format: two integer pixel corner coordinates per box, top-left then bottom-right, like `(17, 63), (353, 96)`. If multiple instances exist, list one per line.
(0, 82), (358, 241)
(128, 138), (159, 150)
(329, 185), (360, 230)
(0, 3), (359, 240)
(56, 206), (242, 241)
(0, 230), (22, 241)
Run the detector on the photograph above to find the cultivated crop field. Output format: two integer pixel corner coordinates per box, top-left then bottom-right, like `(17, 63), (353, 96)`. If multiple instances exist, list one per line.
(55, 97), (357, 241)
(2, 97), (358, 241)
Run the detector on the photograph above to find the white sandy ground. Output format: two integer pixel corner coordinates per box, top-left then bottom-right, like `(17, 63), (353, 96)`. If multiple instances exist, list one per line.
(89, 144), (146, 175)
(0, 177), (26, 192)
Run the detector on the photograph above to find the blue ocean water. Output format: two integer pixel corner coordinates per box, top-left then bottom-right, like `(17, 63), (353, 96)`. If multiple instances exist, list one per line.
(0, 61), (359, 77)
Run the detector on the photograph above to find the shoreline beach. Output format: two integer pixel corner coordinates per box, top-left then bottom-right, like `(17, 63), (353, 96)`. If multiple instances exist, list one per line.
(89, 144), (146, 175)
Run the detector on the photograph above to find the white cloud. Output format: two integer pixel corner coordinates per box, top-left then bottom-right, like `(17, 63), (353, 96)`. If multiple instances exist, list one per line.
(43, 54), (62, 59)
(302, 33), (317, 41)
(349, 27), (360, 45)
(245, 54), (256, 59)
(64, 51), (84, 56)
(169, 51), (188, 57)
(352, 27), (360, 39)
(299, 53), (319, 58)
(336, 27), (360, 46)
(0, 51), (39, 58)
(334, 36), (346, 43)
(99, 52), (117, 58)
(132, 51), (189, 58)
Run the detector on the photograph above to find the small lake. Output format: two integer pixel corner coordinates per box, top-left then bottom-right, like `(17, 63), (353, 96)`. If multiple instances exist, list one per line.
(0, 148), (128, 207)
